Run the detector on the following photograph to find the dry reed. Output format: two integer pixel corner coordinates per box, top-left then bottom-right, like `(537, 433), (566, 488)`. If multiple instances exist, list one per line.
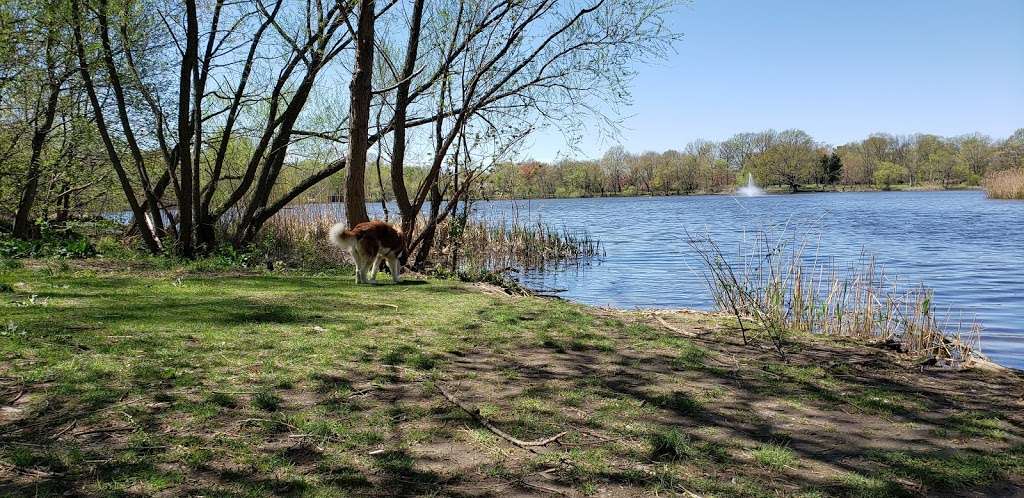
(256, 204), (602, 274)
(688, 230), (981, 366)
(983, 168), (1024, 200)
(433, 215), (602, 272)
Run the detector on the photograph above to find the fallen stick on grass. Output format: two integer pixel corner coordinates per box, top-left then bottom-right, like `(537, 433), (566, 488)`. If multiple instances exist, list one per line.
(72, 426), (135, 437)
(436, 383), (566, 450)
(0, 459), (59, 477)
(653, 314), (697, 337)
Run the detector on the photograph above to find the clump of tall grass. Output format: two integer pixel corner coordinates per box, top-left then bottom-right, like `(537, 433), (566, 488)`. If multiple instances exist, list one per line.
(983, 168), (1024, 200)
(433, 215), (603, 272)
(255, 204), (602, 276)
(258, 209), (348, 268)
(687, 230), (980, 366)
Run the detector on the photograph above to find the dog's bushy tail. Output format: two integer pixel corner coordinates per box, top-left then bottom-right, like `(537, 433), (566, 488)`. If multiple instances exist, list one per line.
(328, 222), (347, 247)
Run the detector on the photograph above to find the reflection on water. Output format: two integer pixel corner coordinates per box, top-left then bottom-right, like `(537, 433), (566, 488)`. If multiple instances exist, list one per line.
(457, 191), (1024, 369)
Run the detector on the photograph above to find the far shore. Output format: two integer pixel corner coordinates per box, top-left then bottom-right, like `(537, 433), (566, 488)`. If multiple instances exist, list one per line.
(334, 183), (985, 206)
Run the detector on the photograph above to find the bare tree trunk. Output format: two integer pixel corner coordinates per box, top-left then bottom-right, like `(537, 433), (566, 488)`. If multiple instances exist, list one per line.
(192, 1), (223, 251)
(70, 0), (161, 254)
(412, 182), (443, 270)
(344, 0), (376, 227)
(176, 0), (200, 257)
(55, 182), (71, 223)
(13, 72), (60, 239)
(390, 0), (425, 239)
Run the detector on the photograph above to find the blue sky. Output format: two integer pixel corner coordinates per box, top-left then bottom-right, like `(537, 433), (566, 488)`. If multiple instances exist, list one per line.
(524, 0), (1024, 161)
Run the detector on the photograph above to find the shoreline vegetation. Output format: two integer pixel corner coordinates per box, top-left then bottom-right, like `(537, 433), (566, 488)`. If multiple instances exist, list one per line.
(1, 259), (1022, 496)
(260, 205), (603, 276)
(333, 129), (1021, 205)
(687, 231), (982, 367)
(983, 168), (1024, 200)
(446, 182), (984, 203)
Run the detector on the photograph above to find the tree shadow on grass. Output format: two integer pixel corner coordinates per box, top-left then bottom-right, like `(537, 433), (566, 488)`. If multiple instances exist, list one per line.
(434, 333), (1024, 496)
(4, 272), (1023, 497)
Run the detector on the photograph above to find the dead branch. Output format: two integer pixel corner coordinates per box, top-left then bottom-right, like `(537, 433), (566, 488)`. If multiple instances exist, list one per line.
(72, 425), (134, 437)
(0, 459), (59, 477)
(653, 314), (697, 337)
(49, 419), (78, 440)
(436, 383), (566, 450)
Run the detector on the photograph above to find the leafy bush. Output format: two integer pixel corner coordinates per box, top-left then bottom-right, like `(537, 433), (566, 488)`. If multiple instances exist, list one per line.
(94, 236), (139, 259)
(0, 221), (95, 259)
(873, 162), (908, 190)
(0, 258), (22, 270)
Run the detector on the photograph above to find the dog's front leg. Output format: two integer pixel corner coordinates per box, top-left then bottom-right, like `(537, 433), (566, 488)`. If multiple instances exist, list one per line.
(368, 255), (382, 284)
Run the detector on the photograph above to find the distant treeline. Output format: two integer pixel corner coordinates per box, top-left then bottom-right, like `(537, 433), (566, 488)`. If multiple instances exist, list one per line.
(463, 129), (1024, 198)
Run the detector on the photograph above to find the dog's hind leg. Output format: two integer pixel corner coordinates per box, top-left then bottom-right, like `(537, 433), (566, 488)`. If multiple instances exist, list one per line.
(387, 253), (401, 283)
(353, 251), (368, 284)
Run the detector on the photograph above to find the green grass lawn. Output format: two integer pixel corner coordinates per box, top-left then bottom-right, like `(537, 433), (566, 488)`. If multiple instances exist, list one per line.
(1, 260), (1022, 497)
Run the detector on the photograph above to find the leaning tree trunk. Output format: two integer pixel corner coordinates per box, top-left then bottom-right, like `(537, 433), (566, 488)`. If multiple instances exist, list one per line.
(412, 183), (443, 271)
(13, 101), (58, 238)
(390, 0), (425, 242)
(344, 0), (375, 228)
(70, 0), (162, 253)
(13, 35), (61, 240)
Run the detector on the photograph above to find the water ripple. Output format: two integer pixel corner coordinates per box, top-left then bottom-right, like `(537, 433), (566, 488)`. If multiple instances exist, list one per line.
(472, 191), (1024, 369)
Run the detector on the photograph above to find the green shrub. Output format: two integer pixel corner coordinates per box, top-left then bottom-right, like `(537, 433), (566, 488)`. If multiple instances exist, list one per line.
(0, 258), (23, 270)
(0, 221), (95, 259)
(873, 162), (908, 190)
(95, 236), (139, 259)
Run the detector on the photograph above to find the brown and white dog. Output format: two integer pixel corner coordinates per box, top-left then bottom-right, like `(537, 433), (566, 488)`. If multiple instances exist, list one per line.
(329, 221), (403, 284)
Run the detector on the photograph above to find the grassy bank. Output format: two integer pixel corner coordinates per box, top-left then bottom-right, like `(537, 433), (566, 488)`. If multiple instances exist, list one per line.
(2, 261), (1022, 497)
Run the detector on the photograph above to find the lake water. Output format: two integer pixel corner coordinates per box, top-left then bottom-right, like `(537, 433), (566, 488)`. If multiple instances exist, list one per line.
(454, 191), (1023, 369)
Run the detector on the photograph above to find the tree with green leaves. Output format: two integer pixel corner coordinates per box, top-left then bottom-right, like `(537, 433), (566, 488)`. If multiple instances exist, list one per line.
(820, 152), (843, 186)
(873, 161), (908, 190)
(750, 129), (818, 193)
